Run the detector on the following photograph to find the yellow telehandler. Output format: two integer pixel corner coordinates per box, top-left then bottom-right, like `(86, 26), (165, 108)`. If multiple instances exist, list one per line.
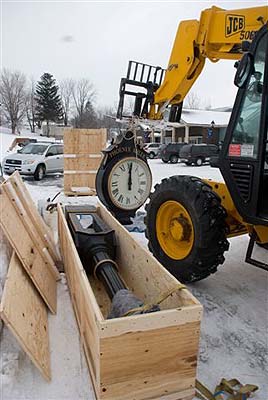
(117, 6), (268, 282)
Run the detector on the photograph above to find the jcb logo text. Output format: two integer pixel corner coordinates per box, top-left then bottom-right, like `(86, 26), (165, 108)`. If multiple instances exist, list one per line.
(225, 15), (245, 37)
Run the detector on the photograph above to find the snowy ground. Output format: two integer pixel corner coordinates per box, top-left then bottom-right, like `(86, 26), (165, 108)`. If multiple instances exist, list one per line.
(0, 128), (267, 399)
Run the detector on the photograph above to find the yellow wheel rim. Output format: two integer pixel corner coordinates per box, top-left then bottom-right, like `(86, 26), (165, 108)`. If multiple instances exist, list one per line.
(156, 200), (194, 260)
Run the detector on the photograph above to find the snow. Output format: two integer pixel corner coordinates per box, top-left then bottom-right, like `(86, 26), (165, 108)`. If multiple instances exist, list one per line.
(148, 158), (224, 186)
(180, 109), (231, 127)
(0, 128), (267, 399)
(0, 274), (94, 400)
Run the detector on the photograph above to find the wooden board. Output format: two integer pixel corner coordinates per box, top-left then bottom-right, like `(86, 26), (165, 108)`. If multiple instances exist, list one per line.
(7, 171), (61, 263)
(99, 323), (199, 400)
(63, 129), (106, 194)
(0, 188), (58, 314)
(58, 205), (102, 396)
(0, 252), (51, 381)
(58, 204), (202, 400)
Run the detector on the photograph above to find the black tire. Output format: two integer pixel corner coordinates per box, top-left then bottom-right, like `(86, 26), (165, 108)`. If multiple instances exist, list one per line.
(145, 175), (229, 283)
(170, 154), (179, 164)
(195, 158), (203, 166)
(161, 158), (169, 163)
(185, 161), (192, 166)
(149, 152), (155, 159)
(34, 164), (46, 181)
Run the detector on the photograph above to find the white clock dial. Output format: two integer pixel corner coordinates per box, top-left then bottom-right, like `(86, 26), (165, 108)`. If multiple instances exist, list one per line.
(108, 157), (152, 210)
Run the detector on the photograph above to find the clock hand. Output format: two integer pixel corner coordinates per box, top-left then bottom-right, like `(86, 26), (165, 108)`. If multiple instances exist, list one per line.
(128, 162), (133, 190)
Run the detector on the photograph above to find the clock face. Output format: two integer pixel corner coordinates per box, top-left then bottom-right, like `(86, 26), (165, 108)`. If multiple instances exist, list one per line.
(108, 157), (152, 210)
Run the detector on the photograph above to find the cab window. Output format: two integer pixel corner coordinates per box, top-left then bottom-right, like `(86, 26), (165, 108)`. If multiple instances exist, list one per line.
(230, 34), (266, 158)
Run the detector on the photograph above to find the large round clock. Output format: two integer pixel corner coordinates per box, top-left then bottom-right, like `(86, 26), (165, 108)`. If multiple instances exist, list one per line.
(96, 132), (152, 224)
(108, 157), (152, 210)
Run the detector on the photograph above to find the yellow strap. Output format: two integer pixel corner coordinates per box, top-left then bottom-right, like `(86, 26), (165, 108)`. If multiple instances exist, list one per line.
(195, 380), (216, 400)
(195, 378), (258, 400)
(123, 284), (186, 317)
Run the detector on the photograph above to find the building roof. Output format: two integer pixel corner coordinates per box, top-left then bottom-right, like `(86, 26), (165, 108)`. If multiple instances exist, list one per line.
(180, 108), (231, 127)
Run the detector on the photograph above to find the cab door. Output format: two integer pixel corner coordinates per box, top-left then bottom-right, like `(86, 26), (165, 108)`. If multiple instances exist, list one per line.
(220, 26), (268, 226)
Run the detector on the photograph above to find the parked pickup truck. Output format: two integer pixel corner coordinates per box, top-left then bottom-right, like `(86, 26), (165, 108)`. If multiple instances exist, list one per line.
(2, 142), (64, 180)
(179, 144), (219, 166)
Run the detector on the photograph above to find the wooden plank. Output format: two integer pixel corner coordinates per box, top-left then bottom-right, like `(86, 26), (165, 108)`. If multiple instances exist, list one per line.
(0, 192), (57, 314)
(64, 156), (102, 171)
(99, 322), (199, 400)
(9, 171), (61, 264)
(63, 128), (106, 154)
(1, 179), (59, 280)
(99, 306), (202, 338)
(63, 129), (106, 193)
(64, 173), (97, 191)
(67, 186), (96, 196)
(58, 205), (102, 397)
(0, 252), (51, 381)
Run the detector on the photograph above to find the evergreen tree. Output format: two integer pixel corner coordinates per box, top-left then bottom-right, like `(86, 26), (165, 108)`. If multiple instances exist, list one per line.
(35, 73), (63, 135)
(74, 100), (98, 128)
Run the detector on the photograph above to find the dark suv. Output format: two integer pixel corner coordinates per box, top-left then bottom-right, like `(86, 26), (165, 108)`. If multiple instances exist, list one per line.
(159, 142), (187, 163)
(179, 144), (219, 166)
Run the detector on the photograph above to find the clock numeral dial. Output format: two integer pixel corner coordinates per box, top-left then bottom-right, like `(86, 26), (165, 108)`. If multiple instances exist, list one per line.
(108, 157), (152, 211)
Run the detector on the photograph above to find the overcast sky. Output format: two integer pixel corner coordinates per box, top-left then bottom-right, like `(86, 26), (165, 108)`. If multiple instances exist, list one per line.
(1, 0), (266, 110)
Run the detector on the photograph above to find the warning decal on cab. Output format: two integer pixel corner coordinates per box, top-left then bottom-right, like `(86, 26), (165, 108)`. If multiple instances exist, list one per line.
(241, 144), (254, 157)
(229, 144), (241, 156)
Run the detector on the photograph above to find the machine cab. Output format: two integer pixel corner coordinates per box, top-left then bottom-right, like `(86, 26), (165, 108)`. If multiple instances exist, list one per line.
(220, 25), (268, 226)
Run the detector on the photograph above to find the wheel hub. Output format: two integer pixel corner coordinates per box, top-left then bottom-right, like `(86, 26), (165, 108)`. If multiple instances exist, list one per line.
(170, 217), (191, 242)
(156, 200), (194, 260)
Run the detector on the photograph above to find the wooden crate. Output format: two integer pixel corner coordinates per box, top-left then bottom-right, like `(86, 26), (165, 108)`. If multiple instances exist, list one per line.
(58, 203), (202, 400)
(63, 128), (107, 195)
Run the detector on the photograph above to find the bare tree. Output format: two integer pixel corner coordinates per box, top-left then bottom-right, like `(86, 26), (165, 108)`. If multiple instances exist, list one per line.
(72, 78), (95, 127)
(60, 78), (74, 126)
(204, 98), (212, 110)
(25, 77), (37, 133)
(97, 105), (121, 129)
(0, 69), (27, 134)
(184, 92), (202, 109)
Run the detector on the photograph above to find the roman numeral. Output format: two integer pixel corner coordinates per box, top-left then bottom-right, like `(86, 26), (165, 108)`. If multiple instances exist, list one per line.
(126, 197), (130, 204)
(139, 172), (145, 177)
(138, 188), (144, 195)
(140, 181), (146, 185)
(119, 165), (126, 172)
(112, 181), (118, 187)
(113, 173), (120, 177)
(118, 194), (124, 203)
(112, 188), (119, 197)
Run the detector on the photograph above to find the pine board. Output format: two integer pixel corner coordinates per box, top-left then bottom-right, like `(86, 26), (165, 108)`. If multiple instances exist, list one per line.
(63, 129), (106, 194)
(0, 252), (51, 381)
(0, 191), (57, 314)
(7, 171), (60, 264)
